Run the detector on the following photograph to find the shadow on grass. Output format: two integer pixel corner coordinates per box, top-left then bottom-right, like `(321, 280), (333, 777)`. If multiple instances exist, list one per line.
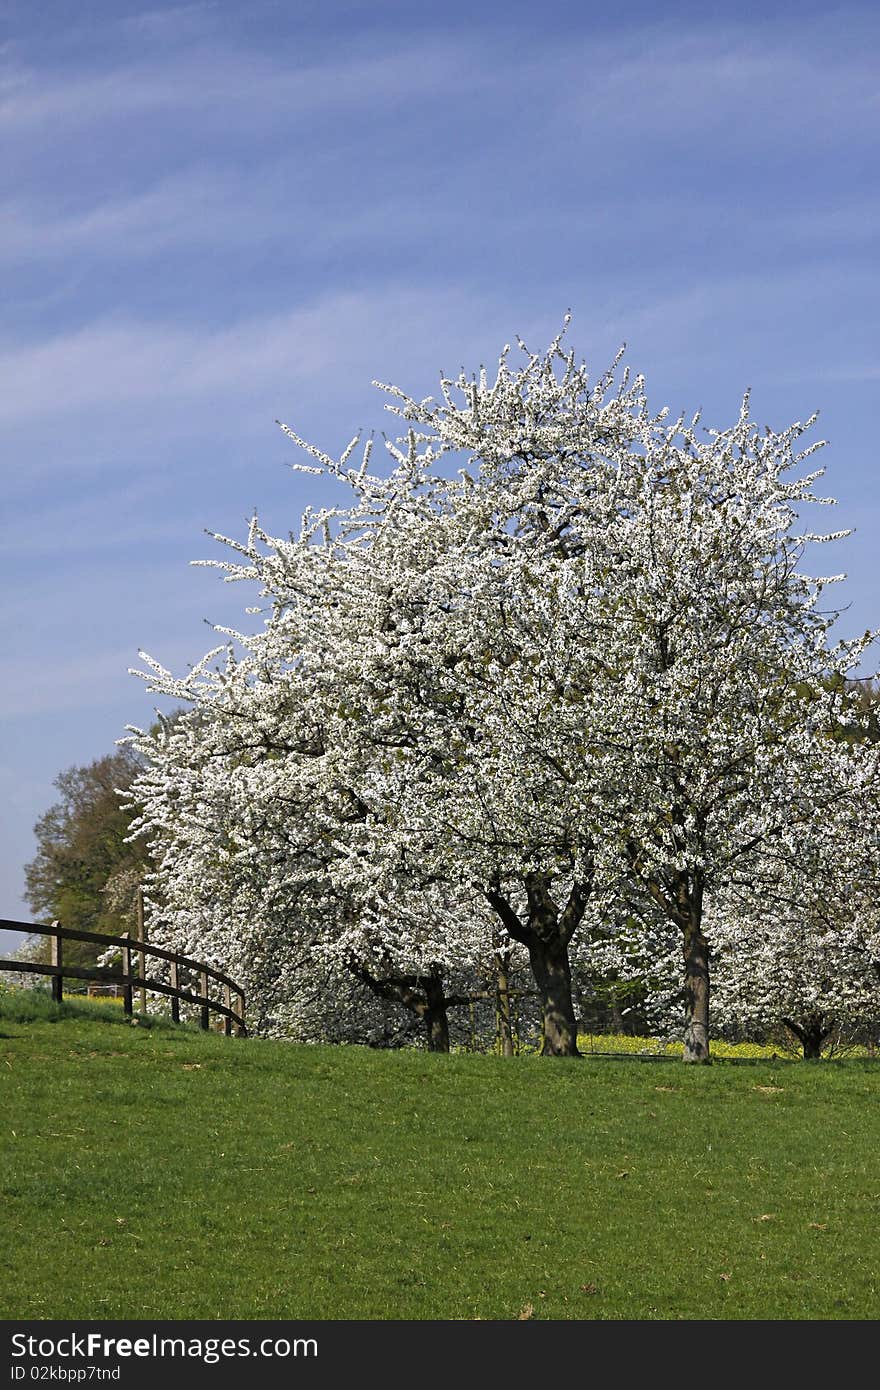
(0, 986), (195, 1032)
(584, 1050), (787, 1065)
(585, 1049), (880, 1067)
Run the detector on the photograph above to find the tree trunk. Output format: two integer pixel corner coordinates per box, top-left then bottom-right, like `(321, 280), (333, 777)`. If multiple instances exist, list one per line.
(495, 950), (515, 1057)
(529, 938), (580, 1057)
(682, 923), (711, 1064)
(350, 959), (455, 1053)
(423, 972), (451, 1053)
(802, 1030), (823, 1061)
(485, 873), (589, 1059)
(783, 1016), (826, 1060)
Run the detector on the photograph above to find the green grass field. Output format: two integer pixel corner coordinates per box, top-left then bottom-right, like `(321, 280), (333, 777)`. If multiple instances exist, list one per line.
(1, 996), (878, 1320)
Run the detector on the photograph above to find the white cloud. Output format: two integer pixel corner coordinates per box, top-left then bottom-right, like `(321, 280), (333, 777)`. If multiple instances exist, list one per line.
(3, 12), (872, 149)
(0, 305), (333, 422)
(0, 37), (487, 132)
(5, 161), (878, 274)
(557, 17), (880, 140)
(0, 171), (254, 261)
(0, 266), (871, 479)
(118, 4), (219, 41)
(0, 285), (559, 429)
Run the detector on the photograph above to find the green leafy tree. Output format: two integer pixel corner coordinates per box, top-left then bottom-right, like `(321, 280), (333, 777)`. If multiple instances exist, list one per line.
(23, 748), (148, 972)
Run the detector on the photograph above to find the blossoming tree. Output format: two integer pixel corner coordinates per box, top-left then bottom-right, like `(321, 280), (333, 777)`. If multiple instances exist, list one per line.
(126, 322), (877, 1061)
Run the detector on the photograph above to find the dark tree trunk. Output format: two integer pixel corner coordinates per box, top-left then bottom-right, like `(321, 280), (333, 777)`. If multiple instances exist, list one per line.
(802, 1030), (823, 1061)
(349, 959), (462, 1054)
(783, 1016), (827, 1060)
(630, 844), (712, 1063)
(486, 872), (590, 1059)
(423, 971), (451, 1053)
(682, 922), (711, 1064)
(528, 936), (580, 1057)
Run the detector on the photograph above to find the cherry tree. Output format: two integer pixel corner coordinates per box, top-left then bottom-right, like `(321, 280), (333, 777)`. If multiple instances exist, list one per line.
(126, 321), (877, 1062)
(708, 764), (880, 1057)
(342, 330), (877, 1060)
(126, 330), (648, 1054)
(582, 730), (880, 1058)
(125, 546), (502, 1049)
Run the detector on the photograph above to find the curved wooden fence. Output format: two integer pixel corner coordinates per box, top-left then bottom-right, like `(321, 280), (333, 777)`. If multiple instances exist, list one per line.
(0, 919), (246, 1036)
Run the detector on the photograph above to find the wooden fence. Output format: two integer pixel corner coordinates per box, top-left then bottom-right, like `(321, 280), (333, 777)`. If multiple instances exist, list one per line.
(0, 919), (246, 1036)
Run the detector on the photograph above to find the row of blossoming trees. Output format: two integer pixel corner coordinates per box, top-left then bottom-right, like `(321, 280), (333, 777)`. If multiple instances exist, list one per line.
(124, 324), (880, 1062)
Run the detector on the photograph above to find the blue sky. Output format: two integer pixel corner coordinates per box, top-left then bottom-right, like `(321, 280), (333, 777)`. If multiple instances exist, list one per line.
(1, 0), (878, 953)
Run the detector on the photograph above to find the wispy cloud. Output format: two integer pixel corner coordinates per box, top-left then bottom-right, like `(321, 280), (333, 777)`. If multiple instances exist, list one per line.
(117, 4), (220, 42)
(0, 305), (338, 422)
(1, 265), (874, 450)
(558, 21), (880, 142)
(0, 171), (255, 261)
(4, 12), (875, 154)
(5, 165), (878, 273)
(0, 166), (444, 268)
(0, 286), (557, 430)
(0, 37), (486, 132)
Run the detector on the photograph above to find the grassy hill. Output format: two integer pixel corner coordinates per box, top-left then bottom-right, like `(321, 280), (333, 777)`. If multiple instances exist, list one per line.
(1, 997), (877, 1320)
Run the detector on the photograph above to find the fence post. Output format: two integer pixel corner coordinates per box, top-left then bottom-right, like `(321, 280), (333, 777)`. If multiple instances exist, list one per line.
(120, 932), (133, 1017)
(222, 983), (232, 1036)
(199, 969), (210, 1031)
(234, 991), (246, 1037)
(136, 888), (147, 1015)
(169, 959), (180, 1024)
(50, 921), (63, 1003)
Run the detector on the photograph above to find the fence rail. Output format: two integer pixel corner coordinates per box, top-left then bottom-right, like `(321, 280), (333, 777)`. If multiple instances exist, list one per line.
(0, 919), (246, 1036)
